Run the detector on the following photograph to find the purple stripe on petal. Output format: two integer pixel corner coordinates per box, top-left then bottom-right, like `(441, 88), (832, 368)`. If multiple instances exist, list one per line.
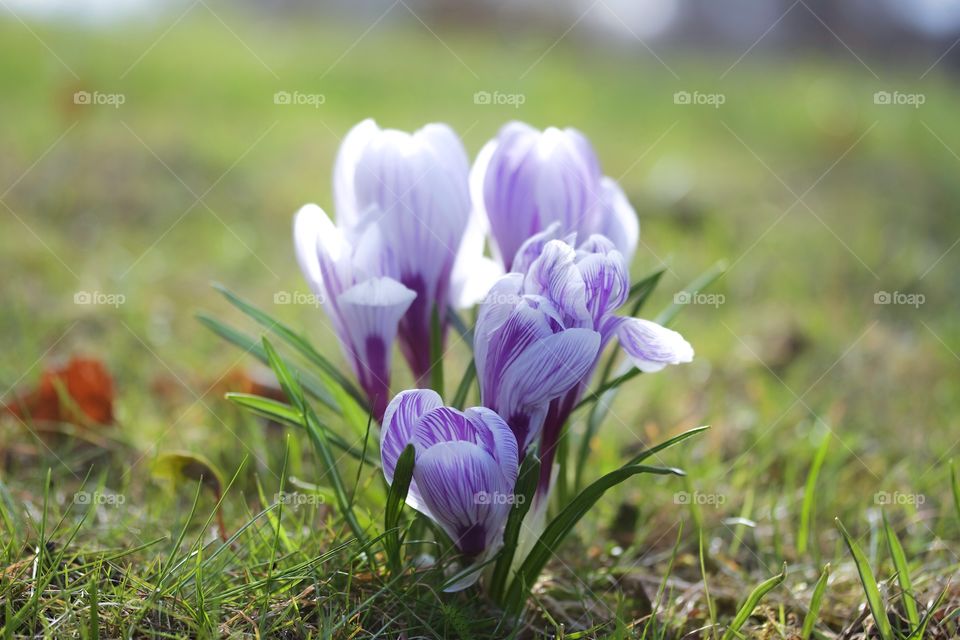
(576, 250), (629, 328)
(464, 407), (519, 486)
(523, 240), (590, 327)
(498, 328), (600, 449)
(414, 407), (495, 454)
(477, 300), (553, 412)
(381, 389), (443, 483)
(413, 441), (514, 564)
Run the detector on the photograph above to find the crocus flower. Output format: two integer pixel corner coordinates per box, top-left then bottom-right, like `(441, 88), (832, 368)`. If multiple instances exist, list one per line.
(514, 226), (693, 498)
(333, 119), (481, 382)
(380, 389), (519, 590)
(295, 205), (415, 420)
(473, 273), (602, 452)
(471, 121), (640, 271)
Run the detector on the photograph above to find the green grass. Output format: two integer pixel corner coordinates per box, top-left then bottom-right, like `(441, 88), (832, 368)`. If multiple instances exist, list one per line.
(2, 5), (960, 637)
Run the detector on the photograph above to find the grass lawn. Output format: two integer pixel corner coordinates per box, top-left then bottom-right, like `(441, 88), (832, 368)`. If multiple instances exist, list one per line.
(1, 7), (959, 638)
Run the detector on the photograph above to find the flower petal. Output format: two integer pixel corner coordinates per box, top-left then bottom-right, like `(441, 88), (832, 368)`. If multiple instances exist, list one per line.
(595, 177), (639, 262)
(414, 407), (493, 452)
(293, 203), (341, 296)
(534, 127), (601, 235)
(498, 327), (601, 449)
(381, 389), (443, 483)
(413, 441), (514, 589)
(333, 118), (380, 230)
(477, 298), (554, 412)
(511, 222), (572, 275)
(523, 240), (591, 327)
(614, 317), (694, 373)
(478, 121), (542, 269)
(464, 406), (519, 487)
(575, 249), (629, 326)
(337, 277), (417, 418)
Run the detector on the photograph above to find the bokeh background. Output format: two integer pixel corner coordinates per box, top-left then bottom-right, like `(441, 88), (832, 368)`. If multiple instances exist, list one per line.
(2, 0), (959, 583)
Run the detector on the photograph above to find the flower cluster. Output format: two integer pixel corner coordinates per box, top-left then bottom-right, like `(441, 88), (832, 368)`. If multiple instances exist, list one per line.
(293, 119), (693, 590)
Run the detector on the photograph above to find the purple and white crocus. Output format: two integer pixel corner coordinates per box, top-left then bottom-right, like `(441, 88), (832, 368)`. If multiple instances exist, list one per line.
(380, 389), (519, 590)
(512, 225), (694, 500)
(295, 119), (483, 419)
(471, 121), (640, 271)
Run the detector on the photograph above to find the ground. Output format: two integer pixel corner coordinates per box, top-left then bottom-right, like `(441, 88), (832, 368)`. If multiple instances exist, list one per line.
(1, 9), (959, 638)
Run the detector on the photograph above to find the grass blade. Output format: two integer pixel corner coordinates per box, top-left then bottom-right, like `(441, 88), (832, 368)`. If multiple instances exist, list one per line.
(197, 313), (336, 409)
(798, 432), (830, 555)
(801, 563), (830, 640)
(504, 463), (687, 617)
(213, 283), (365, 406)
(262, 336), (368, 544)
(626, 425), (710, 467)
(721, 563), (786, 640)
(451, 359), (476, 409)
(384, 444), (415, 575)
(429, 304), (444, 396)
(225, 392), (373, 464)
(700, 529), (718, 639)
(626, 268), (666, 317)
(883, 513), (919, 629)
(835, 518), (894, 640)
(489, 454), (540, 604)
(951, 460), (960, 523)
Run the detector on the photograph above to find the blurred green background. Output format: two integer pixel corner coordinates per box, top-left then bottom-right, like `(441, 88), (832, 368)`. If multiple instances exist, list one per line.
(1, 0), (959, 561)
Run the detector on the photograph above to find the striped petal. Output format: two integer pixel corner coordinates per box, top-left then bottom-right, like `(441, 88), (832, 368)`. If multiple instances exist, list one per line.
(498, 327), (601, 449)
(413, 441), (515, 590)
(337, 277), (416, 419)
(613, 317), (694, 373)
